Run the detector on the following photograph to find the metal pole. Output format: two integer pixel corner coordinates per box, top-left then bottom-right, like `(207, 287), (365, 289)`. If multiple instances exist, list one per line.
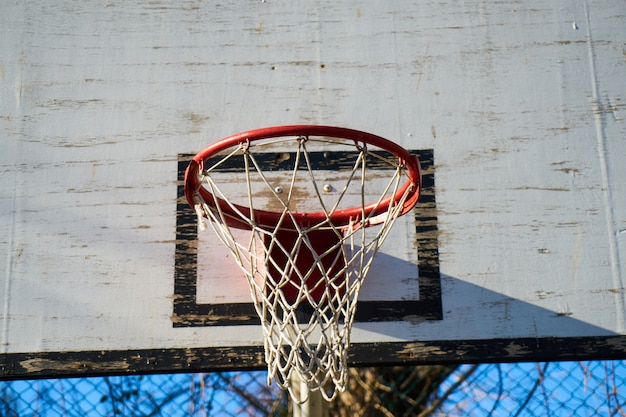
(291, 374), (328, 417)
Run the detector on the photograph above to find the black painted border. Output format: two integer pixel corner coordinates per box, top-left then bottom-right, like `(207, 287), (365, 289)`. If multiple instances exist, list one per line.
(173, 149), (442, 327)
(3, 336), (626, 379)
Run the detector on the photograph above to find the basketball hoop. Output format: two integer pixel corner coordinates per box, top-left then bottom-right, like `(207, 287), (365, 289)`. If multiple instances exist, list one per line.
(184, 125), (421, 402)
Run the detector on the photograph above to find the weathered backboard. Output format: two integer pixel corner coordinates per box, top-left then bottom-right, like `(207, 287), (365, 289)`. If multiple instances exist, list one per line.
(2, 0), (626, 378)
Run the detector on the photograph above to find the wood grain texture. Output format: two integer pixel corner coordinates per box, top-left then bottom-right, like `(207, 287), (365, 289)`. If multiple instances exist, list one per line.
(1, 0), (625, 374)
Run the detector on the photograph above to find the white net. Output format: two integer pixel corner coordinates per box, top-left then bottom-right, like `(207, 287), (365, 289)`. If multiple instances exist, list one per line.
(190, 135), (416, 402)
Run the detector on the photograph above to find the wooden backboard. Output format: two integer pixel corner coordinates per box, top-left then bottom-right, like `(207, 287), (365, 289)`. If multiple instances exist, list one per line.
(1, 0), (625, 378)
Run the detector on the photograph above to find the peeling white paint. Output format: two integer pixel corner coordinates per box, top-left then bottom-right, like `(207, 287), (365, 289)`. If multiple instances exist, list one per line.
(0, 0), (625, 364)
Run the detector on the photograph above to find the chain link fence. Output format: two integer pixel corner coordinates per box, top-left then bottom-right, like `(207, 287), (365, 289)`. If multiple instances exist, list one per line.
(1, 361), (625, 416)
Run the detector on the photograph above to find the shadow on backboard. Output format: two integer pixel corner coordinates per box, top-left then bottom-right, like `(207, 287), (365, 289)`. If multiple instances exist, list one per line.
(355, 249), (615, 340)
(349, 281), (621, 366)
(349, 251), (618, 369)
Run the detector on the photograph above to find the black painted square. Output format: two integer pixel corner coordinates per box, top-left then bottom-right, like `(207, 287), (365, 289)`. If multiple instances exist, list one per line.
(173, 149), (442, 327)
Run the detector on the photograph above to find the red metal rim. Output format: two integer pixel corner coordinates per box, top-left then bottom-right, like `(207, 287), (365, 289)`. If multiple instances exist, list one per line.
(184, 125), (421, 230)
